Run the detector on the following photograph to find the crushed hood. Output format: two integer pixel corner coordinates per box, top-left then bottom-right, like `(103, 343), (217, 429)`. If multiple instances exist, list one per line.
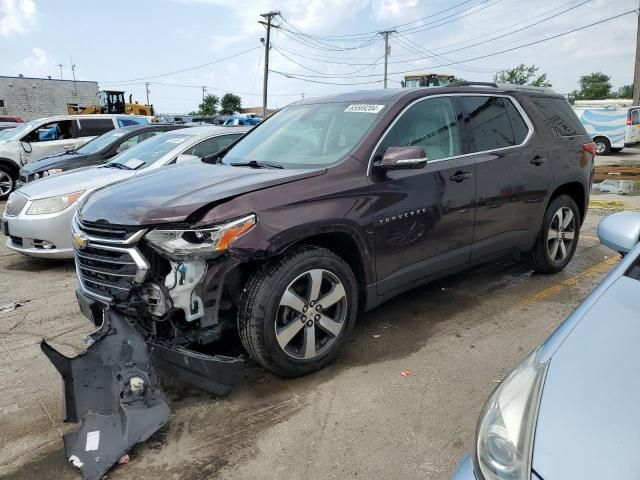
(532, 275), (640, 479)
(78, 161), (325, 226)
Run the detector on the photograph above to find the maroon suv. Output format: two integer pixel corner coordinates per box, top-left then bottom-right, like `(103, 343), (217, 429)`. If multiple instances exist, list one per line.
(69, 83), (596, 382)
(42, 83), (596, 477)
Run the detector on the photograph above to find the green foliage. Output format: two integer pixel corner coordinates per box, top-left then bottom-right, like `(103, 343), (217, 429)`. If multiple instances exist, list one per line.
(220, 93), (242, 115)
(493, 64), (552, 87)
(197, 94), (219, 115)
(572, 72), (612, 100)
(616, 84), (633, 99)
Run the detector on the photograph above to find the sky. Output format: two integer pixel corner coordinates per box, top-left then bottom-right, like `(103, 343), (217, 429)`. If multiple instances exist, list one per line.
(0, 0), (637, 114)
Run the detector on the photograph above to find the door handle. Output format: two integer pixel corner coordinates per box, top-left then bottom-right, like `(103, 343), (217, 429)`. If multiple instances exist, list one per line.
(449, 171), (472, 183)
(530, 155), (546, 166)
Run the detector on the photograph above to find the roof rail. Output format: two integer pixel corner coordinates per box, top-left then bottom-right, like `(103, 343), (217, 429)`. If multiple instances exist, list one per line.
(448, 81), (498, 88)
(495, 83), (556, 94)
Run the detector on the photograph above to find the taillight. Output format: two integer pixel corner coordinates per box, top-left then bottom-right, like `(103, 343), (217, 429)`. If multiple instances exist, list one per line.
(583, 142), (597, 157)
(627, 113), (632, 125)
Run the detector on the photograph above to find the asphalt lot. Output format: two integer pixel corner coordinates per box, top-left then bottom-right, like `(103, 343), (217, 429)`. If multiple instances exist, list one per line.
(0, 150), (633, 479)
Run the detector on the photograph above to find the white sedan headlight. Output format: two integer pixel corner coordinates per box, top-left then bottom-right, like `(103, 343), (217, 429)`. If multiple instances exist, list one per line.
(145, 214), (256, 258)
(43, 168), (63, 177)
(26, 191), (84, 215)
(474, 348), (549, 480)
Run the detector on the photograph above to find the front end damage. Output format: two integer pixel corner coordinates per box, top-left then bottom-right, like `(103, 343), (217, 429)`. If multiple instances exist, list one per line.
(42, 217), (249, 478)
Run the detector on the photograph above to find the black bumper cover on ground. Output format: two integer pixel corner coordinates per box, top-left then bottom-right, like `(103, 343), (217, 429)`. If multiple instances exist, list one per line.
(41, 309), (170, 480)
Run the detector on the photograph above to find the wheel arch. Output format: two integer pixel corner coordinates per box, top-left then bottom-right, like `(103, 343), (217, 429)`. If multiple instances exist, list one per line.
(0, 157), (19, 178)
(547, 181), (587, 222)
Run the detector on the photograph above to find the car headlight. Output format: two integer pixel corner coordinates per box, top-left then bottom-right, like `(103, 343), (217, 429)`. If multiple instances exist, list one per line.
(474, 348), (549, 480)
(145, 214), (256, 258)
(26, 191), (84, 215)
(43, 168), (63, 177)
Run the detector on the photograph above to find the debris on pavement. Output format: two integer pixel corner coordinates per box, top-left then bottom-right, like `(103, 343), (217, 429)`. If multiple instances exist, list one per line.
(41, 309), (170, 480)
(0, 299), (30, 313)
(400, 370), (410, 377)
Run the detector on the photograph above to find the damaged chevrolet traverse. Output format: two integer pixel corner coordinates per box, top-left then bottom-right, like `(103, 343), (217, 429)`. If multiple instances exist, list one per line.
(46, 84), (594, 478)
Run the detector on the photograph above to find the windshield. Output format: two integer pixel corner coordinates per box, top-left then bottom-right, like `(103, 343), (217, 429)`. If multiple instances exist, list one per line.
(108, 131), (194, 169)
(222, 102), (385, 168)
(0, 119), (38, 140)
(76, 128), (131, 155)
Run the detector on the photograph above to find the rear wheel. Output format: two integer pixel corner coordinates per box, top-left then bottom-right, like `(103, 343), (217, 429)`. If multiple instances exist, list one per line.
(594, 137), (611, 155)
(238, 245), (358, 377)
(525, 195), (580, 273)
(0, 165), (15, 199)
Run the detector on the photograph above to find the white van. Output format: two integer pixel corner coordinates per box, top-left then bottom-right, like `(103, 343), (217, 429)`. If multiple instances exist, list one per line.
(0, 114), (149, 198)
(572, 99), (640, 155)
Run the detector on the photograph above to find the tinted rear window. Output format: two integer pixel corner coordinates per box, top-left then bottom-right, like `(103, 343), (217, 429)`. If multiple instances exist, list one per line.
(461, 96), (515, 152)
(504, 99), (529, 144)
(530, 97), (587, 137)
(76, 118), (115, 137)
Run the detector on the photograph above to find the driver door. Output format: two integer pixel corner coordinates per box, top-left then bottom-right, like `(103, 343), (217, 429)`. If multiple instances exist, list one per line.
(21, 120), (77, 163)
(369, 96), (476, 296)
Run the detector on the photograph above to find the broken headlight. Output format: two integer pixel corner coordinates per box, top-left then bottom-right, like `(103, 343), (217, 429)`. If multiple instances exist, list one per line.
(145, 214), (256, 258)
(474, 348), (549, 480)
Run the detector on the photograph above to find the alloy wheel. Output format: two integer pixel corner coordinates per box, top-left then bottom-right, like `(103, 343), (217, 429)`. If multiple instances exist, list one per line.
(275, 268), (348, 360)
(595, 141), (606, 155)
(0, 171), (13, 196)
(547, 206), (576, 262)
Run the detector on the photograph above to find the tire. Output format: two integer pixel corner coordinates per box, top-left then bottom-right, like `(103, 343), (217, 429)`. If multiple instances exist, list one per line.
(0, 165), (15, 200)
(594, 137), (611, 156)
(238, 245), (358, 377)
(611, 147), (623, 153)
(525, 194), (581, 274)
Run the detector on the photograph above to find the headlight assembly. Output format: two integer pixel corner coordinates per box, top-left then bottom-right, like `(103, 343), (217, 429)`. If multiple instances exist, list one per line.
(145, 214), (256, 258)
(43, 168), (63, 176)
(474, 348), (549, 480)
(26, 191), (84, 215)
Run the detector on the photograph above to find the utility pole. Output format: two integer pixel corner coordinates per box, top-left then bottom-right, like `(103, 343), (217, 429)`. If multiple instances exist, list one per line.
(70, 56), (77, 94)
(56, 63), (63, 79)
(259, 10), (280, 119)
(633, 3), (640, 105)
(202, 86), (207, 102)
(379, 29), (396, 89)
(145, 82), (151, 106)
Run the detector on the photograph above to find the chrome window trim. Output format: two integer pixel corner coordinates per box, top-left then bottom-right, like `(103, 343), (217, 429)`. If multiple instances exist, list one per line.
(366, 93), (535, 175)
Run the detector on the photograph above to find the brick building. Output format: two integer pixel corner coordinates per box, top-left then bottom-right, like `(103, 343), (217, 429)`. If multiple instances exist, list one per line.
(0, 75), (99, 121)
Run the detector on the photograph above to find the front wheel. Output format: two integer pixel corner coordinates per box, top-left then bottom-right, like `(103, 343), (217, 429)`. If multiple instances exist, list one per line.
(238, 245), (358, 377)
(594, 137), (611, 155)
(525, 195), (580, 274)
(0, 165), (15, 199)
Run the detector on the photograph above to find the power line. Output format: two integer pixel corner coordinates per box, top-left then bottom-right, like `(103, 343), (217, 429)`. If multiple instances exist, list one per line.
(101, 46), (262, 84)
(273, 45), (383, 76)
(99, 80), (299, 98)
(272, 9), (637, 80)
(269, 72), (384, 86)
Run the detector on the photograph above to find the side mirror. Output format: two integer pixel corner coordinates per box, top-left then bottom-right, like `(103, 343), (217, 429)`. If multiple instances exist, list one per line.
(597, 211), (640, 253)
(377, 146), (427, 170)
(20, 141), (32, 153)
(175, 154), (200, 164)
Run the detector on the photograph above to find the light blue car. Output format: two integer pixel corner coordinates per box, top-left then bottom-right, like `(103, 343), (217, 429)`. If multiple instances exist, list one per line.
(452, 211), (640, 480)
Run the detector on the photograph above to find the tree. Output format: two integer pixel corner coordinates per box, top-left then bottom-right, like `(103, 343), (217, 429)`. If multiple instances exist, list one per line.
(219, 93), (242, 115)
(197, 94), (219, 115)
(572, 72), (612, 100)
(493, 64), (552, 87)
(616, 84), (633, 99)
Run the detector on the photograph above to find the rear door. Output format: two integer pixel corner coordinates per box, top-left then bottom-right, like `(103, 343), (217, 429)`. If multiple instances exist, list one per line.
(627, 109), (640, 144)
(369, 95), (476, 296)
(456, 95), (553, 260)
(73, 118), (117, 148)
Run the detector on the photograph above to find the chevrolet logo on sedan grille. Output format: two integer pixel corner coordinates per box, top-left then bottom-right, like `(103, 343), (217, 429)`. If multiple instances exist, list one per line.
(72, 232), (89, 250)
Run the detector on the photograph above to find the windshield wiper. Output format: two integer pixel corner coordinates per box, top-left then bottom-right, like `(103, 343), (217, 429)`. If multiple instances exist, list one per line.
(104, 163), (133, 170)
(229, 160), (283, 169)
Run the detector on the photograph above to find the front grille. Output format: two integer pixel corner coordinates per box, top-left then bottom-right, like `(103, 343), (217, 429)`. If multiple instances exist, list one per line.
(73, 220), (149, 302)
(78, 219), (140, 241)
(4, 192), (28, 216)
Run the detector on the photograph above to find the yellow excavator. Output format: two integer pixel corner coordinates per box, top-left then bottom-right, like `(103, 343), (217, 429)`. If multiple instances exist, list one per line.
(67, 90), (154, 116)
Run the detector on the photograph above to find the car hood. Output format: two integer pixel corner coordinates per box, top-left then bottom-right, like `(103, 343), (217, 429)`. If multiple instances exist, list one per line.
(79, 161), (325, 225)
(21, 152), (89, 174)
(18, 166), (134, 199)
(532, 275), (640, 479)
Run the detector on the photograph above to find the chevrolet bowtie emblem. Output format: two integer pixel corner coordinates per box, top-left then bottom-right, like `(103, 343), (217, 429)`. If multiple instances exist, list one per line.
(72, 232), (88, 250)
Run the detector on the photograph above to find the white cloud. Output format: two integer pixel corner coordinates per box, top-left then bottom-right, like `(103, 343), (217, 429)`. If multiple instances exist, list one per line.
(0, 0), (36, 36)
(15, 47), (55, 78)
(371, 0), (418, 21)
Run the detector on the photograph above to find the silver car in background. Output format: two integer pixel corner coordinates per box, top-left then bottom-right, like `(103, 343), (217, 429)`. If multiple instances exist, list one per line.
(452, 210), (640, 480)
(1, 126), (249, 258)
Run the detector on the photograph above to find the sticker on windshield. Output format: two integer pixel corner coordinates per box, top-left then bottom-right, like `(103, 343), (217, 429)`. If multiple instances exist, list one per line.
(166, 137), (186, 144)
(344, 104), (385, 114)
